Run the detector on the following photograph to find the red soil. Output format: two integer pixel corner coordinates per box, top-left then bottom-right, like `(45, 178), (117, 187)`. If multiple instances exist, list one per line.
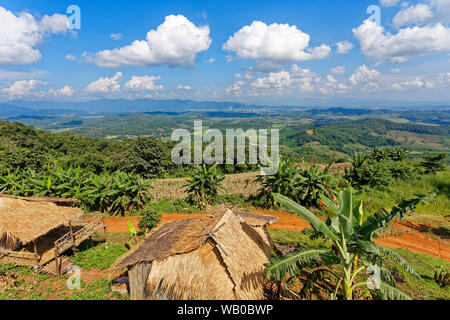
(104, 211), (450, 262)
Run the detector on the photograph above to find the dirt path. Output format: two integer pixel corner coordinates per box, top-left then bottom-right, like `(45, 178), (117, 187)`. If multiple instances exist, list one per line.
(104, 211), (450, 262)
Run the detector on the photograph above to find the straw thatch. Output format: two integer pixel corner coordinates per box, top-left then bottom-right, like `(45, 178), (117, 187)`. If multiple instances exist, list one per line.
(113, 209), (277, 300)
(0, 194), (81, 206)
(0, 197), (83, 250)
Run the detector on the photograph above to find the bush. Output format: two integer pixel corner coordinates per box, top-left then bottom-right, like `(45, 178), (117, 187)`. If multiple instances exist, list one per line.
(137, 209), (161, 233)
(420, 153), (446, 174)
(345, 147), (418, 189)
(257, 157), (338, 208)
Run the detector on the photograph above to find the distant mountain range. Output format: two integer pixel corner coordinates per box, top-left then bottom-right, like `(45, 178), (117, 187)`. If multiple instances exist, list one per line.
(0, 98), (449, 119)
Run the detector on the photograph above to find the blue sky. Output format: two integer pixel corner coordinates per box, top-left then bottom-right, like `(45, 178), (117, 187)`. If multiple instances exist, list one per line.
(0, 0), (449, 105)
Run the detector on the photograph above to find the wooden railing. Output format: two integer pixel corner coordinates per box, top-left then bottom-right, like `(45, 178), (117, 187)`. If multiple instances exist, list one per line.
(55, 216), (106, 253)
(52, 216), (106, 275)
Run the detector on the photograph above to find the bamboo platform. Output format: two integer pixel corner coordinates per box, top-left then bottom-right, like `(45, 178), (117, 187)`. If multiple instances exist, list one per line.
(1, 216), (107, 276)
(40, 256), (72, 276)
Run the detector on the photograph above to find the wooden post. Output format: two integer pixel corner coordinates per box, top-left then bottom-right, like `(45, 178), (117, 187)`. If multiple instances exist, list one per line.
(69, 221), (77, 257)
(33, 240), (40, 271)
(54, 247), (60, 276)
(89, 236), (93, 248)
(103, 217), (108, 244)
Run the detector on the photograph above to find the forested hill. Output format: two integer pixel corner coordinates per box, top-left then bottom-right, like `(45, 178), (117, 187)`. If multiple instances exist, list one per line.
(0, 120), (172, 176)
(0, 117), (448, 177)
(280, 118), (449, 159)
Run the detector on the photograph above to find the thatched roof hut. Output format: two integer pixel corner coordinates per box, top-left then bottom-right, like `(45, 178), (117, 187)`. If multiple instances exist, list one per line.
(113, 209), (277, 300)
(0, 196), (83, 251)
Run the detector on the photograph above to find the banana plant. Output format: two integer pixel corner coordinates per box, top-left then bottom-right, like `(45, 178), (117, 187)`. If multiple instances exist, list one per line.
(184, 163), (225, 209)
(126, 221), (139, 249)
(267, 188), (436, 300)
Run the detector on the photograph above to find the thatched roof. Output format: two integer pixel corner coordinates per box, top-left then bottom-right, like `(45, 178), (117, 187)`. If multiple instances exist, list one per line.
(113, 209), (277, 300)
(234, 211), (278, 227)
(207, 205), (278, 227)
(0, 194), (81, 207)
(0, 197), (83, 249)
(114, 209), (276, 269)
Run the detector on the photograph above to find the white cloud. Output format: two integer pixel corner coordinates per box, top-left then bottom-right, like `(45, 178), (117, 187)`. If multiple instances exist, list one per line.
(227, 64), (315, 96)
(205, 58), (216, 63)
(89, 15), (212, 68)
(391, 68), (401, 73)
(393, 3), (434, 28)
(335, 41), (354, 54)
(65, 54), (77, 61)
(250, 71), (292, 89)
(223, 21), (331, 63)
(39, 13), (70, 34)
(177, 85), (192, 90)
(353, 19), (450, 62)
(349, 65), (380, 85)
(110, 33), (123, 40)
(0, 69), (47, 81)
(85, 72), (123, 93)
(391, 77), (435, 90)
(0, 6), (70, 65)
(48, 85), (74, 97)
(329, 66), (346, 74)
(393, 0), (450, 28)
(2, 79), (47, 98)
(380, 0), (401, 7)
(124, 75), (163, 92)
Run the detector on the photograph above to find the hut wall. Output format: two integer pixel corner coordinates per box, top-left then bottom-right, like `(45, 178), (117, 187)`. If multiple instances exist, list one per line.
(213, 212), (269, 300)
(129, 262), (151, 300)
(145, 241), (236, 300)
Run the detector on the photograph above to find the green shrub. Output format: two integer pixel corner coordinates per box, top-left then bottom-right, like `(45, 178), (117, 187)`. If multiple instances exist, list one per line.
(257, 157), (337, 208)
(145, 199), (200, 214)
(137, 209), (161, 233)
(345, 147), (418, 189)
(420, 153), (446, 174)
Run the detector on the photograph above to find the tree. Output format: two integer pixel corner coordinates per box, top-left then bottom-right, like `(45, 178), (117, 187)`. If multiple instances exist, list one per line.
(121, 137), (171, 177)
(266, 188), (435, 300)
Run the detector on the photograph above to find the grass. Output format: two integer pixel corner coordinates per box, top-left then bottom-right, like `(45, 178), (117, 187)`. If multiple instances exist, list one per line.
(69, 278), (128, 300)
(143, 198), (201, 214)
(73, 243), (127, 271)
(388, 249), (450, 300)
(268, 229), (331, 249)
(357, 169), (450, 217)
(268, 229), (450, 300)
(0, 241), (130, 300)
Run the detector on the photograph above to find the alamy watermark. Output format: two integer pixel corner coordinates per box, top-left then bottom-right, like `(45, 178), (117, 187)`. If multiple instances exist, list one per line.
(67, 5), (81, 30)
(66, 265), (81, 290)
(367, 5), (381, 26)
(366, 265), (381, 290)
(171, 121), (280, 175)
